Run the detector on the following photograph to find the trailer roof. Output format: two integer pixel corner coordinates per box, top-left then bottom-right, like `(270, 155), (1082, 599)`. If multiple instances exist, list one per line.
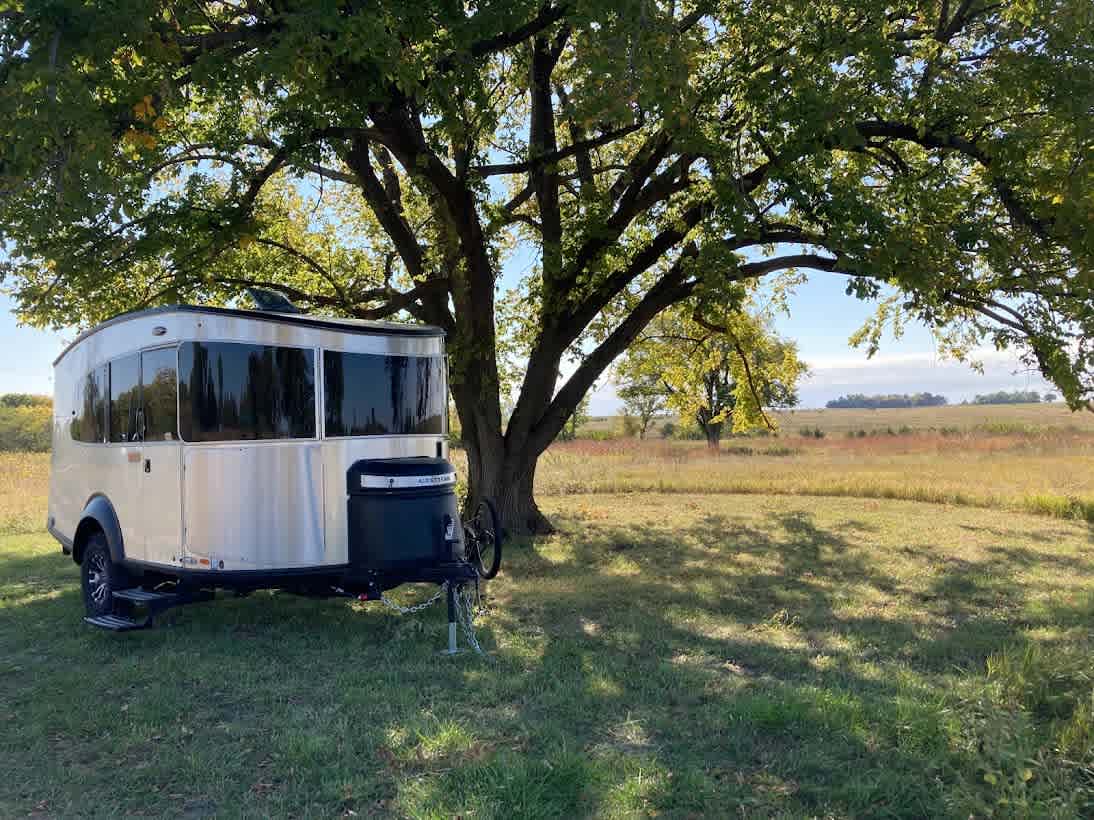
(53, 304), (445, 366)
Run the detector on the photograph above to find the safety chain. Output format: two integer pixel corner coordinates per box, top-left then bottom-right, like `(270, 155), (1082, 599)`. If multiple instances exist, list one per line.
(377, 580), (489, 657)
(379, 582), (448, 615)
(454, 581), (486, 657)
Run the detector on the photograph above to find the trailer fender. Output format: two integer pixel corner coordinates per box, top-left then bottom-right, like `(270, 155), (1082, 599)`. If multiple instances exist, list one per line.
(74, 495), (125, 565)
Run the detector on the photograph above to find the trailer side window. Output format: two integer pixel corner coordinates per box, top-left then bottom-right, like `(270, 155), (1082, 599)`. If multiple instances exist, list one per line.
(141, 347), (179, 441)
(109, 354), (141, 443)
(324, 351), (446, 437)
(178, 342), (315, 442)
(72, 366), (107, 443)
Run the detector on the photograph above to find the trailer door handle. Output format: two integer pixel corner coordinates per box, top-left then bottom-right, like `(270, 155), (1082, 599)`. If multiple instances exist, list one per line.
(144, 458), (151, 473)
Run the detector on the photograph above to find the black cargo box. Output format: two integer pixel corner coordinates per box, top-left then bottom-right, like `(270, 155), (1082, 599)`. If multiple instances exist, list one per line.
(346, 458), (463, 572)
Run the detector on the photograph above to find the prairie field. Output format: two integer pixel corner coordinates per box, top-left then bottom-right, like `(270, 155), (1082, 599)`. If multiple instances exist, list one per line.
(586, 402), (1094, 436)
(774, 402), (1094, 435)
(523, 428), (1094, 523)
(1, 404), (1092, 818)
(0, 451), (50, 535)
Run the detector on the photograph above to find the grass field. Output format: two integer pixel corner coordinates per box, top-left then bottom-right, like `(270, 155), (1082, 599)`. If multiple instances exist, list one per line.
(524, 429), (1094, 524)
(585, 402), (1094, 437)
(543, 405), (1094, 525)
(2, 406), (1093, 817)
(0, 451), (50, 535)
(774, 403), (1094, 435)
(2, 496), (1092, 817)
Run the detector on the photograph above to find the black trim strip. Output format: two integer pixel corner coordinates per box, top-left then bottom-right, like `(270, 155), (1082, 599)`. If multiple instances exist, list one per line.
(122, 560), (352, 585)
(54, 305), (445, 366)
(119, 560), (475, 590)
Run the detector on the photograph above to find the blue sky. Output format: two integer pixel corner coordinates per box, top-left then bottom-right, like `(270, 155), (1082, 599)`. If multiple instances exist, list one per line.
(0, 257), (1053, 410)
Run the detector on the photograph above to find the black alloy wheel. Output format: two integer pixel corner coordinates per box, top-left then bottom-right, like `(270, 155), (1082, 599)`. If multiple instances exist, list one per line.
(81, 533), (129, 617)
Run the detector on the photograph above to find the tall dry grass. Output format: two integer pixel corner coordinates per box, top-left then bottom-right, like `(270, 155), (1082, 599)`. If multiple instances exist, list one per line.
(0, 452), (50, 534)
(516, 430), (1094, 522)
(584, 402), (1094, 437)
(775, 402), (1094, 435)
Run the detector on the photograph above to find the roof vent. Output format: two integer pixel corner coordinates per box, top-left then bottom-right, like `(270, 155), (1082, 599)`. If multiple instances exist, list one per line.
(246, 287), (302, 314)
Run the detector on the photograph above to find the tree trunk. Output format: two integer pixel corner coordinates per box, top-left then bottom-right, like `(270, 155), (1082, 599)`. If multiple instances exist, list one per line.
(702, 420), (722, 450)
(462, 431), (552, 536)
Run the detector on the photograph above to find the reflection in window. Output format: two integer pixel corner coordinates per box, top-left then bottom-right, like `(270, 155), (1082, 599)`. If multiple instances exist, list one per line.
(72, 366), (107, 443)
(109, 355), (141, 443)
(178, 342), (315, 442)
(324, 351), (446, 437)
(141, 347), (178, 441)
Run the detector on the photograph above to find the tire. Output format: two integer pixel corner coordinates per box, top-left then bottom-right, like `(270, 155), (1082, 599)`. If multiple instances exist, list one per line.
(80, 533), (130, 617)
(465, 498), (502, 580)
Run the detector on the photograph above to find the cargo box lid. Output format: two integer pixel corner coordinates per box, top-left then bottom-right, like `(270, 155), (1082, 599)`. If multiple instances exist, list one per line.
(347, 457), (457, 493)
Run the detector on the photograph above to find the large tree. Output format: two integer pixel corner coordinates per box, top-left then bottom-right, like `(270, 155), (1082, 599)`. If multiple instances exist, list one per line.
(1, 1), (1091, 532)
(617, 372), (665, 439)
(619, 297), (806, 447)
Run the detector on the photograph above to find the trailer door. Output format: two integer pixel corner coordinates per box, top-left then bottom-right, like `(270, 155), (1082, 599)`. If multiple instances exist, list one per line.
(139, 347), (183, 566)
(106, 355), (145, 561)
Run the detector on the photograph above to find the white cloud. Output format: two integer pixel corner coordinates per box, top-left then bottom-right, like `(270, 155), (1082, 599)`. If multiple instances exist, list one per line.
(794, 347), (1053, 407)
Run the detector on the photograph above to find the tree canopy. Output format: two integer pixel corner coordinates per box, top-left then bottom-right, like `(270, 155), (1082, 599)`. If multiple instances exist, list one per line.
(1, 0), (1091, 530)
(617, 371), (666, 438)
(971, 389), (1044, 404)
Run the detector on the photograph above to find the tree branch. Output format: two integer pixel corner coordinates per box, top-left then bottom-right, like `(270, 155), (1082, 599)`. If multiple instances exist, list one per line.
(527, 259), (701, 454)
(737, 253), (842, 277)
(691, 313), (776, 431)
(252, 237), (331, 281)
(239, 145), (290, 212)
(342, 135), (426, 281)
(290, 161), (358, 185)
(530, 33), (565, 279)
(472, 122), (642, 176)
(435, 2), (570, 74)
(349, 279), (451, 322)
(854, 119), (1056, 240)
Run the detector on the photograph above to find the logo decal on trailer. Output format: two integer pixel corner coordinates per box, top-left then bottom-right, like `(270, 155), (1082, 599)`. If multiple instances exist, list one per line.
(360, 472), (456, 489)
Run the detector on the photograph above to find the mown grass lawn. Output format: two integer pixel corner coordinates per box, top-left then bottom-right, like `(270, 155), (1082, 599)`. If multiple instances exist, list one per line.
(2, 494), (1092, 818)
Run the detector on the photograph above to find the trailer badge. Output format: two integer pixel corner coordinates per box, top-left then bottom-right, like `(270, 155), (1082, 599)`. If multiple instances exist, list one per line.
(360, 472), (457, 489)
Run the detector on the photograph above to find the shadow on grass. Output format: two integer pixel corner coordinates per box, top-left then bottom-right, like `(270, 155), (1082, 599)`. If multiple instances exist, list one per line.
(1, 507), (1091, 818)
(398, 508), (1092, 818)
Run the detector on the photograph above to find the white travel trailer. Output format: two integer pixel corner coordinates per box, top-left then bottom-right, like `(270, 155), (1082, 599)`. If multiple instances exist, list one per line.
(48, 302), (501, 633)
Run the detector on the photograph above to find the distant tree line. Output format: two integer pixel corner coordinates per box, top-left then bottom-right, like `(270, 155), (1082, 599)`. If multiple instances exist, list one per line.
(826, 393), (949, 409)
(0, 393), (50, 408)
(971, 390), (1047, 405)
(0, 394), (52, 452)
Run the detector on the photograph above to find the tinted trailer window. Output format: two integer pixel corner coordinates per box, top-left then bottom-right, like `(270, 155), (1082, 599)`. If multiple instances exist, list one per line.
(324, 351), (445, 436)
(141, 347), (179, 441)
(108, 354), (141, 443)
(72, 364), (108, 443)
(178, 341), (316, 442)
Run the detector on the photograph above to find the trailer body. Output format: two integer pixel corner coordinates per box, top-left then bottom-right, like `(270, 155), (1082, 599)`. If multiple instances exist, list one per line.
(48, 305), (454, 592)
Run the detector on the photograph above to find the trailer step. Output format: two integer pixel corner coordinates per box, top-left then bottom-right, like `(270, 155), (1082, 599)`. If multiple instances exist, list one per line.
(113, 588), (178, 603)
(83, 614), (148, 631)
